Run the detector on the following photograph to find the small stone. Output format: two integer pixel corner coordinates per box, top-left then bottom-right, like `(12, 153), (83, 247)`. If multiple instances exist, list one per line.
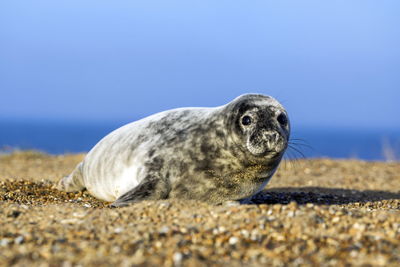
(8, 210), (21, 218)
(218, 226), (226, 233)
(173, 252), (183, 265)
(224, 200), (241, 207)
(72, 212), (87, 218)
(229, 236), (239, 245)
(159, 202), (171, 208)
(14, 236), (24, 244)
(60, 218), (81, 224)
(0, 239), (10, 247)
(114, 227), (124, 234)
(159, 226), (170, 234)
(304, 168), (311, 174)
(240, 230), (250, 238)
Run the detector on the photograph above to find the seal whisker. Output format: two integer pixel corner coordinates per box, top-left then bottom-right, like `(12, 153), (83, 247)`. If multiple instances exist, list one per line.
(290, 138), (309, 143)
(289, 141), (312, 148)
(288, 144), (306, 159)
(283, 150), (300, 171)
(282, 150), (297, 170)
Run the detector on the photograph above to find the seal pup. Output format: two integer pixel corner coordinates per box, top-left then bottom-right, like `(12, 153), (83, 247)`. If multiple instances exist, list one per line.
(58, 94), (290, 206)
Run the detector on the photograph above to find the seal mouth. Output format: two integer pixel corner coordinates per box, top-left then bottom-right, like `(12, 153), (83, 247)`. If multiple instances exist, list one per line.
(251, 148), (284, 159)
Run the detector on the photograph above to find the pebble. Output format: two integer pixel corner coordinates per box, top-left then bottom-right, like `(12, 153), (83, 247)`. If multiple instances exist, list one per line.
(114, 227), (124, 234)
(173, 252), (183, 265)
(14, 236), (24, 244)
(158, 226), (170, 234)
(229, 236), (239, 245)
(0, 239), (10, 247)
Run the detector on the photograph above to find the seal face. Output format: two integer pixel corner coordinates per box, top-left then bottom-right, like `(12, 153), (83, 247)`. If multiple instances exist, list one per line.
(58, 94), (290, 206)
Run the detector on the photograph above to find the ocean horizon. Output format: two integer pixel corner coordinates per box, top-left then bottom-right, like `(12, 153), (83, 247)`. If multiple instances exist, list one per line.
(0, 119), (399, 161)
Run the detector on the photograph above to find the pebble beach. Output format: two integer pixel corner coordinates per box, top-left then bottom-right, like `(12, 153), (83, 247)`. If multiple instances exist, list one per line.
(1, 151), (399, 266)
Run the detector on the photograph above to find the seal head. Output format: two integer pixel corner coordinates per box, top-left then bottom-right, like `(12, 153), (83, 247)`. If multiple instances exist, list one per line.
(227, 94), (290, 160)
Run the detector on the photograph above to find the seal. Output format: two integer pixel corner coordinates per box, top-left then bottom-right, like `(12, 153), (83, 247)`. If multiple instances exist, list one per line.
(57, 94), (290, 206)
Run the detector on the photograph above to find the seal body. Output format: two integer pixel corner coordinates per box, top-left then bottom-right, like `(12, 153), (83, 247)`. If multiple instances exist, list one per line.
(58, 94), (290, 206)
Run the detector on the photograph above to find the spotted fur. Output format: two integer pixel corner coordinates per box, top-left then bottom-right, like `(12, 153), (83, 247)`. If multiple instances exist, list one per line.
(57, 94), (290, 206)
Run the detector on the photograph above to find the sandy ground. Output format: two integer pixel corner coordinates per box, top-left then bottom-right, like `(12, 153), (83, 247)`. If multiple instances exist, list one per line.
(0, 151), (399, 266)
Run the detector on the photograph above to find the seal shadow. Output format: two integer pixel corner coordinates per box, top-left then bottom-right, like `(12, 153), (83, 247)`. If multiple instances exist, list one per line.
(251, 187), (400, 206)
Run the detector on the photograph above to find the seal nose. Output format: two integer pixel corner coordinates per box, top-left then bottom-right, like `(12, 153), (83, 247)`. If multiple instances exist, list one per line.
(262, 131), (285, 152)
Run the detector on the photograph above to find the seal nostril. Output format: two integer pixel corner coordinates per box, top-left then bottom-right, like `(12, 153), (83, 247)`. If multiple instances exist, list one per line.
(277, 113), (288, 127)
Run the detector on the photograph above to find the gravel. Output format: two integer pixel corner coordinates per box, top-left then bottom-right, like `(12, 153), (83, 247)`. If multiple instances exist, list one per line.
(0, 151), (399, 266)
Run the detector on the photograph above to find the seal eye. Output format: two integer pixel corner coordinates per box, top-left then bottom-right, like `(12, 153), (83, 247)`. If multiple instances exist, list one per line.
(241, 115), (252, 126)
(277, 113), (288, 126)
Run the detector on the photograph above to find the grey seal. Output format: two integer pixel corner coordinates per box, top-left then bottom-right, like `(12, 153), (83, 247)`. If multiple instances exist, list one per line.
(57, 94), (290, 206)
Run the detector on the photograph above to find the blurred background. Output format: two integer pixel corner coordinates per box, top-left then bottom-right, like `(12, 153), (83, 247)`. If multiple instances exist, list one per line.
(0, 0), (399, 160)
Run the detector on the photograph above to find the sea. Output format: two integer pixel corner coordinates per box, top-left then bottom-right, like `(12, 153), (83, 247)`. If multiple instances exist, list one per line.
(0, 119), (399, 161)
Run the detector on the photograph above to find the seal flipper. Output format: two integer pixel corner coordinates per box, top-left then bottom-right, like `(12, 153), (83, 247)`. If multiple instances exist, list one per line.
(57, 162), (85, 192)
(111, 177), (169, 207)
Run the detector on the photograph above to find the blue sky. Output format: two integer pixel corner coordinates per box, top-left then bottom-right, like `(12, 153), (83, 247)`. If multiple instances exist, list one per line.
(1, 1), (399, 129)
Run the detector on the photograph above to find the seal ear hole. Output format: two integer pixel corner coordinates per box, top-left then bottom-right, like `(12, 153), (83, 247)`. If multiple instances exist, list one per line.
(277, 113), (288, 126)
(241, 115), (252, 126)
